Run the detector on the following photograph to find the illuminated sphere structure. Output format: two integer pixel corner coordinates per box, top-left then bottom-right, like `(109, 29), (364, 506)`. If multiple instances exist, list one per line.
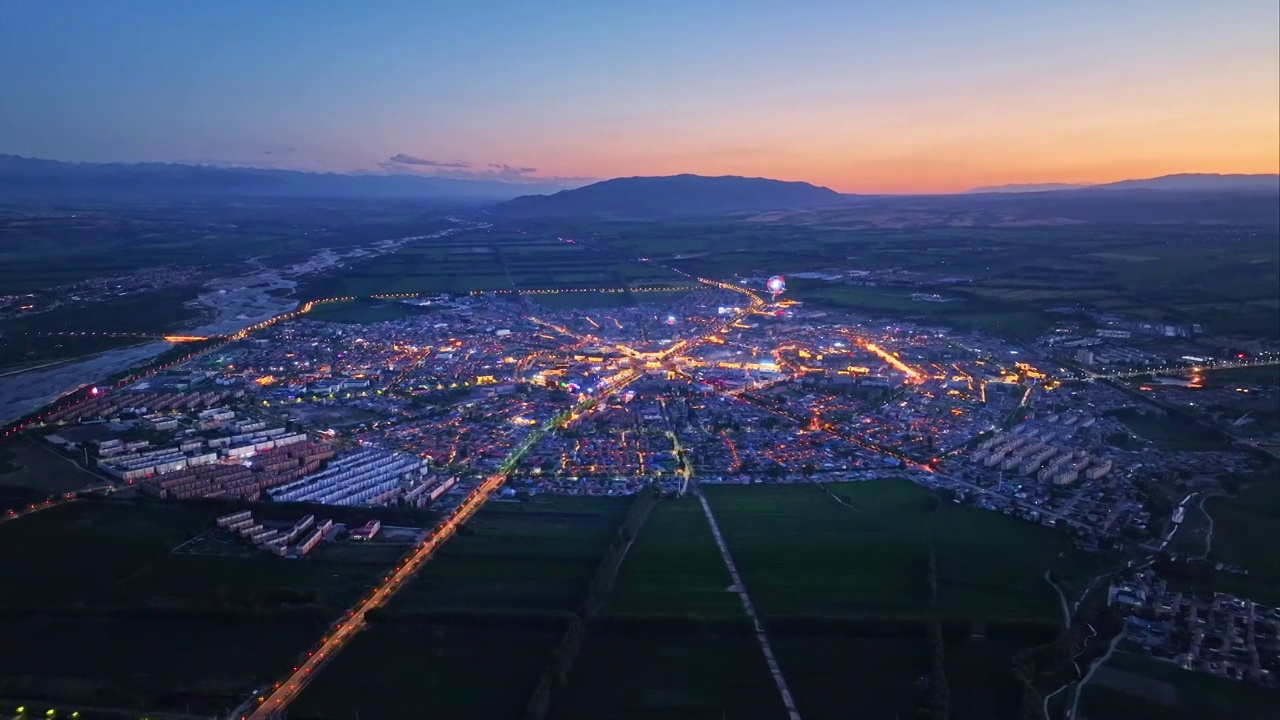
(766, 275), (786, 300)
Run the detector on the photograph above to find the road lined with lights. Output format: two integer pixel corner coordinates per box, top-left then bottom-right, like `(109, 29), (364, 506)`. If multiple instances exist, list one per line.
(244, 465), (510, 717)
(242, 365), (644, 719)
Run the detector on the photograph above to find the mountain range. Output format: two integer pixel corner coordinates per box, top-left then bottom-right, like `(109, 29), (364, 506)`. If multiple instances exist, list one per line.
(967, 173), (1279, 194)
(1, 155), (1275, 225)
(0, 154), (579, 202)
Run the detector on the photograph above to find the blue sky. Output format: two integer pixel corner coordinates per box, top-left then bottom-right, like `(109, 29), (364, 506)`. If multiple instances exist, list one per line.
(1, 0), (1275, 191)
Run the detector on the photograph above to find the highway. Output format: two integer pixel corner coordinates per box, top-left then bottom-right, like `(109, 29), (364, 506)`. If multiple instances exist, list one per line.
(241, 365), (644, 719)
(243, 468), (510, 718)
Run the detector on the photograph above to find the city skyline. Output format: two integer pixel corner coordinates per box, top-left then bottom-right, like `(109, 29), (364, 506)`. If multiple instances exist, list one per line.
(1, 0), (1277, 193)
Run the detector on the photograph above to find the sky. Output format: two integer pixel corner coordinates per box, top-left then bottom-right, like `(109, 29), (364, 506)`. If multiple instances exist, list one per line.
(1, 1), (1276, 193)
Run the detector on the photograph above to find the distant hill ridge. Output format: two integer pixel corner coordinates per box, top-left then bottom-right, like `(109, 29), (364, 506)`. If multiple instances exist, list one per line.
(0, 153), (577, 201)
(968, 173), (1278, 194)
(494, 174), (845, 219)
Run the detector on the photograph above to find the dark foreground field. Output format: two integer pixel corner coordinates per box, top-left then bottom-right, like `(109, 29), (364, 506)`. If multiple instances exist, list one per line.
(295, 495), (632, 720)
(551, 482), (1068, 720)
(0, 499), (396, 716)
(1203, 466), (1280, 605)
(290, 625), (563, 720)
(551, 631), (788, 720)
(703, 480), (1067, 622)
(388, 495), (631, 614)
(1079, 651), (1277, 720)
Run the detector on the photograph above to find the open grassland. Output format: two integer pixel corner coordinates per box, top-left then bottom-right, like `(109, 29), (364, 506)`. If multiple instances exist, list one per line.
(291, 625), (561, 720)
(389, 495), (630, 614)
(0, 435), (101, 494)
(703, 480), (1067, 622)
(0, 499), (397, 716)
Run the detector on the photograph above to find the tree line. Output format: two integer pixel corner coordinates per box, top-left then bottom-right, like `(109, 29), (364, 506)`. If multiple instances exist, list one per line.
(525, 485), (660, 720)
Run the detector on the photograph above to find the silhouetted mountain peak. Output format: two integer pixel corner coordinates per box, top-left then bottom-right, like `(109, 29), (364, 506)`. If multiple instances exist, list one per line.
(495, 174), (845, 219)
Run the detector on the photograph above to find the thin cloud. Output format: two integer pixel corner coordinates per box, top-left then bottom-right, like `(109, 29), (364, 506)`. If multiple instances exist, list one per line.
(380, 154), (595, 187)
(387, 153), (471, 168)
(487, 163), (538, 175)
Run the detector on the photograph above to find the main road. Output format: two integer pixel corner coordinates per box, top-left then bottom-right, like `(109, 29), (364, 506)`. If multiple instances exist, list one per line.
(242, 370), (643, 719)
(243, 467), (510, 718)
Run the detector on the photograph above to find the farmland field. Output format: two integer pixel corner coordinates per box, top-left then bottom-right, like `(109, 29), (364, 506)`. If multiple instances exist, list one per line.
(532, 289), (633, 310)
(772, 634), (927, 720)
(0, 616), (321, 715)
(389, 495), (630, 614)
(1112, 408), (1230, 452)
(517, 220), (1280, 338)
(552, 483), (1066, 720)
(303, 297), (440, 324)
(291, 625), (562, 720)
(294, 495), (631, 720)
(297, 229), (651, 299)
(1078, 651), (1277, 720)
(946, 637), (1047, 720)
(0, 498), (399, 715)
(703, 480), (1067, 622)
(607, 498), (740, 617)
(551, 631), (788, 720)
(1203, 466), (1280, 605)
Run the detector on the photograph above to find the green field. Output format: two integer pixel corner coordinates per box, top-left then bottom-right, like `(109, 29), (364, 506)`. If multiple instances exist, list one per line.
(1111, 408), (1230, 452)
(550, 631), (789, 720)
(543, 498), (786, 720)
(1203, 467), (1280, 604)
(0, 202), (459, 365)
(552, 484), (1066, 720)
(1202, 364), (1280, 388)
(291, 625), (562, 720)
(945, 637), (1040, 720)
(297, 495), (632, 720)
(607, 499), (740, 617)
(773, 634), (927, 720)
(298, 230), (659, 299)
(532, 289), (633, 310)
(0, 499), (396, 715)
(793, 282), (1052, 337)
(304, 297), (440, 324)
(1079, 651), (1277, 720)
(389, 495), (630, 614)
(0, 616), (321, 715)
(518, 220), (1280, 338)
(704, 481), (1067, 622)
